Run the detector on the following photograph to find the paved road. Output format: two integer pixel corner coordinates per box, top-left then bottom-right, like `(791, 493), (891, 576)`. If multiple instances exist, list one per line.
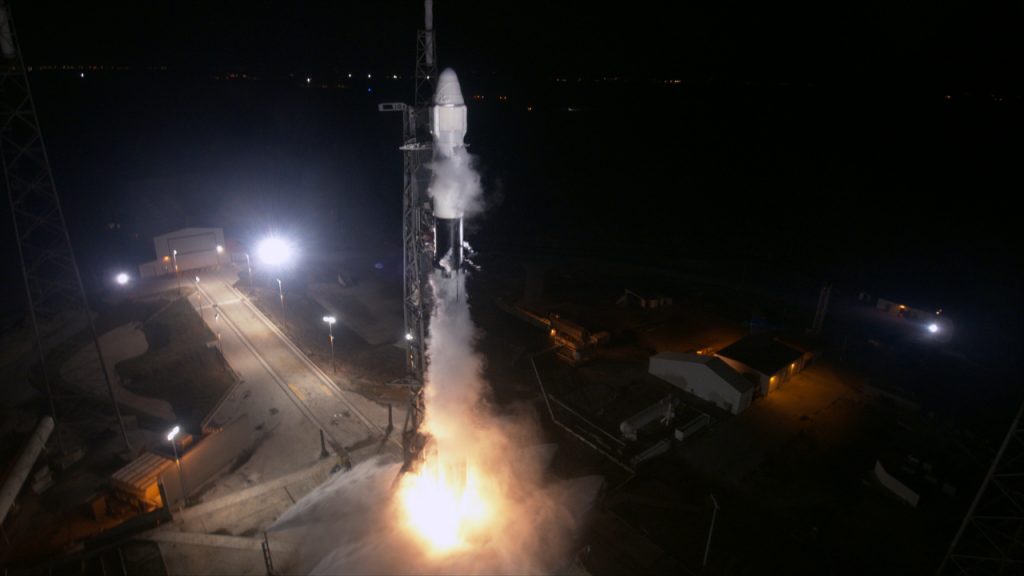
(191, 268), (400, 457)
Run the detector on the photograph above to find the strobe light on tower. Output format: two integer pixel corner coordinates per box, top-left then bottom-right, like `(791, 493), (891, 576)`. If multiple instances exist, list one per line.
(430, 69), (474, 276)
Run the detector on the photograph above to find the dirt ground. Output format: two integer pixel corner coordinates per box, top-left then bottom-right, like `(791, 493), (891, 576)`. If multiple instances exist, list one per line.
(116, 297), (236, 432)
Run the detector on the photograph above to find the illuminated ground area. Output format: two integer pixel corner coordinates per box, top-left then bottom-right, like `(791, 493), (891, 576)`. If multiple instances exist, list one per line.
(267, 455), (601, 575)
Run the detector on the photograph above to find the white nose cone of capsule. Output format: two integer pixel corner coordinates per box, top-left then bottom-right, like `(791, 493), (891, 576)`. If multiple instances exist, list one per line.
(431, 68), (467, 174)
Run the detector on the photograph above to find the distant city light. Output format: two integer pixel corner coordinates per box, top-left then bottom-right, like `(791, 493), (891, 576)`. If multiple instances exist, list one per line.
(393, 74), (398, 79)
(257, 236), (294, 266)
(928, 323), (940, 334)
(79, 72), (84, 78)
(367, 73), (372, 79)
(115, 272), (130, 285)
(306, 77), (311, 84)
(348, 73), (352, 78)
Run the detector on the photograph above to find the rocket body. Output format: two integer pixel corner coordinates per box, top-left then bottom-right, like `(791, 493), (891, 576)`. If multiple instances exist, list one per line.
(430, 69), (469, 275)
(430, 69), (467, 168)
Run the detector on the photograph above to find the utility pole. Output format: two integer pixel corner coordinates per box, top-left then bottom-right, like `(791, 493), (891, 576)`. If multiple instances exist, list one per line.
(1, 1), (130, 453)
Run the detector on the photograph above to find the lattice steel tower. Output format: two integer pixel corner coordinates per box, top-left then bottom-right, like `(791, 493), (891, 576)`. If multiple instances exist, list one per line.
(378, 0), (438, 468)
(1, 1), (130, 452)
(940, 400), (1024, 575)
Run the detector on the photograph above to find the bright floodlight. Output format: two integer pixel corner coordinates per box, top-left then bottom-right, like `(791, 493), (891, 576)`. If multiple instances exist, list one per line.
(167, 425), (180, 441)
(323, 316), (336, 324)
(257, 237), (294, 266)
(928, 323), (940, 334)
(115, 272), (130, 285)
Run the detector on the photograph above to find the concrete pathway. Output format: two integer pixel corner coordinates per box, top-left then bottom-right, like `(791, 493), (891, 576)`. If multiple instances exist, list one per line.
(183, 267), (399, 502)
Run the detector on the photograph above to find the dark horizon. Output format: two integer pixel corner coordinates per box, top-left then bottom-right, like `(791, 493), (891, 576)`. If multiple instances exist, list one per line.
(0, 0), (1020, 362)
(9, 1), (1023, 91)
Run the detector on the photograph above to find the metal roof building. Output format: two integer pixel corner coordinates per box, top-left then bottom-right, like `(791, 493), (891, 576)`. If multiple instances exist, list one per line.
(716, 335), (807, 396)
(649, 352), (754, 414)
(139, 227), (227, 277)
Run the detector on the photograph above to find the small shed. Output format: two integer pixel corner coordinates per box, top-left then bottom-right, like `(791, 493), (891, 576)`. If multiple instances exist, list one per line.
(716, 335), (806, 396)
(111, 452), (175, 509)
(648, 352), (754, 414)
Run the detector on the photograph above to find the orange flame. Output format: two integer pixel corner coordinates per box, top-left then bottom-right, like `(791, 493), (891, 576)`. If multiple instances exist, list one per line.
(398, 458), (493, 554)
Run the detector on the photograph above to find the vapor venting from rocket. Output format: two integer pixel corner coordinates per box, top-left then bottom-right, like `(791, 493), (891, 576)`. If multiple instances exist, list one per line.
(428, 68), (483, 221)
(266, 67), (601, 575)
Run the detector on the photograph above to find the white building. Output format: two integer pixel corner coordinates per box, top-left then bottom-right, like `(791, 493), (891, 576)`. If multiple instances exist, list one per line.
(648, 352), (754, 414)
(139, 227), (227, 278)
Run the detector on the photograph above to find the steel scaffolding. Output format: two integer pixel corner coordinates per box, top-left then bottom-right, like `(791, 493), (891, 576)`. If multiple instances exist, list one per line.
(940, 400), (1024, 574)
(1, 2), (130, 453)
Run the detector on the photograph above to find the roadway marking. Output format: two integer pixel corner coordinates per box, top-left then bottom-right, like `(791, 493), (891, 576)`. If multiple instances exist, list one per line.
(288, 383), (305, 401)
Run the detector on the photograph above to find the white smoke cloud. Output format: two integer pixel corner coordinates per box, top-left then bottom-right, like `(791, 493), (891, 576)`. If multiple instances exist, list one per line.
(263, 68), (601, 575)
(428, 149), (484, 219)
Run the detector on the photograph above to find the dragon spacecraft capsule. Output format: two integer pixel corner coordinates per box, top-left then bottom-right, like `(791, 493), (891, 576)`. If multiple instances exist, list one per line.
(430, 68), (468, 275)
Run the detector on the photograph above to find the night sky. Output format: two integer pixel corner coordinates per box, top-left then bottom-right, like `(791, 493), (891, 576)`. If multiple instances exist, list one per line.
(2, 0), (1021, 359)
(12, 1), (1022, 88)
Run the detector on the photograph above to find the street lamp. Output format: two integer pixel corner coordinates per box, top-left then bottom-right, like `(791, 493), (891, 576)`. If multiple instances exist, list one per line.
(257, 237), (294, 267)
(323, 316), (336, 373)
(115, 272), (130, 286)
(172, 249), (181, 295)
(242, 252), (252, 287)
(928, 323), (940, 334)
(214, 306), (222, 351)
(166, 425), (187, 504)
(194, 276), (204, 321)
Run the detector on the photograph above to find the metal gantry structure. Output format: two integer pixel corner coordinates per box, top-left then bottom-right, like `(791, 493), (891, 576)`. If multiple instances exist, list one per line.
(940, 400), (1024, 575)
(379, 0), (437, 469)
(0, 2), (130, 453)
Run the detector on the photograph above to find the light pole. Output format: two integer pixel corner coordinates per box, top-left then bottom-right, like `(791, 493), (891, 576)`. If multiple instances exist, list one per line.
(194, 276), (204, 321)
(323, 316), (336, 373)
(244, 253), (252, 287)
(703, 493), (719, 569)
(172, 249), (181, 295)
(276, 278), (284, 311)
(167, 426), (187, 505)
(214, 306), (222, 351)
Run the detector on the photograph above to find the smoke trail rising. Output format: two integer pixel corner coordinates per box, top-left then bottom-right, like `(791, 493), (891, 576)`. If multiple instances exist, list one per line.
(265, 67), (602, 575)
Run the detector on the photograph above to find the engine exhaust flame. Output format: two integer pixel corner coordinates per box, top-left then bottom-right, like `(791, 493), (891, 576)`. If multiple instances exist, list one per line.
(399, 460), (490, 553)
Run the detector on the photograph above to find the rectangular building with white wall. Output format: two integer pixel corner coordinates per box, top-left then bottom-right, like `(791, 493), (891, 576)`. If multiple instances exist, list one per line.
(649, 352), (754, 414)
